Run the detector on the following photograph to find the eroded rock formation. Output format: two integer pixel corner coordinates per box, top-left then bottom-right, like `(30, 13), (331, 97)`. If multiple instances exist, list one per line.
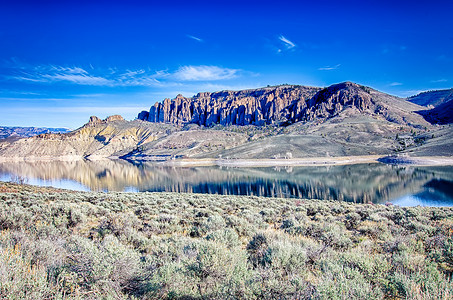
(87, 115), (125, 126)
(137, 82), (388, 126)
(139, 85), (321, 126)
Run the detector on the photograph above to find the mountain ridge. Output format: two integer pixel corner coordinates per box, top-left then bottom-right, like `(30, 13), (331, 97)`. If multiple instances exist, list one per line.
(0, 126), (70, 140)
(137, 82), (429, 128)
(408, 88), (453, 107)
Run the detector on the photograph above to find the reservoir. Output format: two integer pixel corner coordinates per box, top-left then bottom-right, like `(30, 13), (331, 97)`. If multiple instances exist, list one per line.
(0, 160), (452, 206)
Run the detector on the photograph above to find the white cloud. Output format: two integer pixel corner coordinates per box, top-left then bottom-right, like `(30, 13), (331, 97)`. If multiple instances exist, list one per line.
(48, 66), (88, 74)
(278, 35), (296, 50)
(431, 79), (448, 83)
(5, 62), (244, 87)
(173, 65), (239, 81)
(389, 82), (403, 86)
(42, 73), (113, 86)
(318, 64), (341, 71)
(10, 65), (113, 86)
(7, 64), (163, 87)
(187, 34), (203, 42)
(12, 76), (46, 83)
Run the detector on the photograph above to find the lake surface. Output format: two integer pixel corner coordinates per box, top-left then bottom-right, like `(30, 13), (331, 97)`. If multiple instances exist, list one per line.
(0, 160), (452, 206)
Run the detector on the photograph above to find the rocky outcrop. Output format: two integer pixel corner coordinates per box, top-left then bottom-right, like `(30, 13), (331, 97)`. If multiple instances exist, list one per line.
(105, 115), (125, 122)
(291, 82), (376, 122)
(139, 85), (322, 126)
(87, 115), (125, 126)
(137, 82), (400, 126)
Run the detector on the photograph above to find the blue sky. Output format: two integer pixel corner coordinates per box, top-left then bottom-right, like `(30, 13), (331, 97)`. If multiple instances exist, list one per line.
(1, 0), (452, 128)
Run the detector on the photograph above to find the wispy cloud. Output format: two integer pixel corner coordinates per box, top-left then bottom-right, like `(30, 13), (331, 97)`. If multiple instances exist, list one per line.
(431, 79), (448, 83)
(278, 35), (296, 51)
(8, 65), (118, 86)
(318, 64), (341, 71)
(173, 65), (239, 81)
(389, 82), (403, 86)
(187, 34), (203, 42)
(3, 61), (245, 88)
(42, 69), (113, 85)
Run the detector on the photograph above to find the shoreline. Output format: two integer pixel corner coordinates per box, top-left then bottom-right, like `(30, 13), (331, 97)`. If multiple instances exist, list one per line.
(1, 154), (453, 167)
(141, 155), (453, 167)
(160, 155), (382, 167)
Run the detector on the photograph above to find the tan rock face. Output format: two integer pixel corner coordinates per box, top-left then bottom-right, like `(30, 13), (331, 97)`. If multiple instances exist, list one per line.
(88, 115), (125, 126)
(0, 118), (178, 161)
(105, 115), (125, 122)
(138, 82), (387, 126)
(88, 116), (103, 125)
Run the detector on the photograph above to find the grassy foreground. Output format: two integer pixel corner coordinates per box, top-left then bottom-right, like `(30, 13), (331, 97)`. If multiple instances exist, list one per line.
(0, 182), (452, 299)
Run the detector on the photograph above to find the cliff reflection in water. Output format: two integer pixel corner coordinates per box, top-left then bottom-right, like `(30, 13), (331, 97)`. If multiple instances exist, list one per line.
(0, 160), (452, 205)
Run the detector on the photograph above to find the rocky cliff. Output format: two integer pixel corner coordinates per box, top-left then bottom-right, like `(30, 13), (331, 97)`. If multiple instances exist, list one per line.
(138, 82), (426, 127)
(138, 84), (321, 126)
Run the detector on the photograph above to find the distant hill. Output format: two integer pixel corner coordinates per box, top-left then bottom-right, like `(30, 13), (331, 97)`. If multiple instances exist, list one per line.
(0, 126), (70, 139)
(408, 88), (453, 107)
(405, 88), (453, 125)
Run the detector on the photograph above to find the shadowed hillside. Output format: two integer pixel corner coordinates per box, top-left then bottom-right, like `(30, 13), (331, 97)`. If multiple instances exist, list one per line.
(417, 100), (453, 125)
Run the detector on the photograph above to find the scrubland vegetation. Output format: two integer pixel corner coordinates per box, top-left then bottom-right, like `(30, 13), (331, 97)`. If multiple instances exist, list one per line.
(0, 181), (452, 299)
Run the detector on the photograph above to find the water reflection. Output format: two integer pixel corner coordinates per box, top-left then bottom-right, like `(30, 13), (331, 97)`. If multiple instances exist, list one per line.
(0, 160), (452, 206)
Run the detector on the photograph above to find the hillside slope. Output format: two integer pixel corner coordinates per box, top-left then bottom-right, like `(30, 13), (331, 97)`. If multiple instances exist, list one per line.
(0, 116), (178, 161)
(408, 88), (453, 107)
(417, 100), (453, 125)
